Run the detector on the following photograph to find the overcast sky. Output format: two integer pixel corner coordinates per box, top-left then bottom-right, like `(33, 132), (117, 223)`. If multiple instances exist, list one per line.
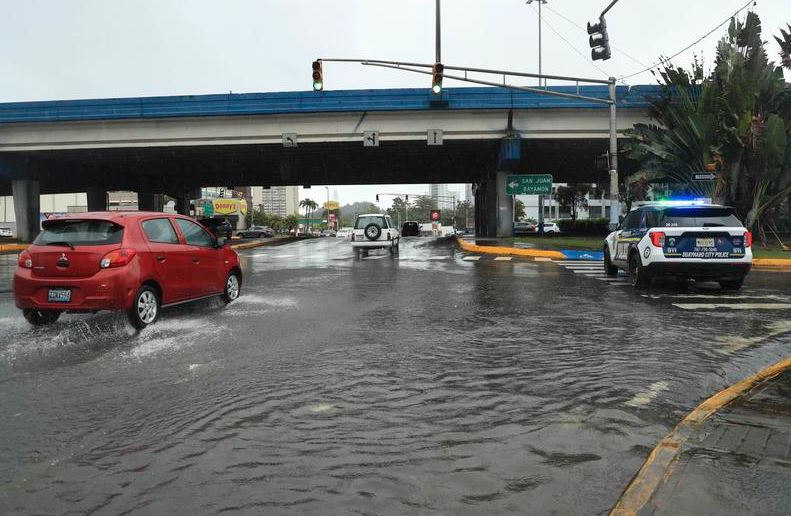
(1, 0), (788, 206)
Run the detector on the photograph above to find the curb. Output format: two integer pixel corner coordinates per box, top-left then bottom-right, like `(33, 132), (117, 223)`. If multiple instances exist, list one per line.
(610, 355), (791, 516)
(753, 258), (791, 267)
(231, 236), (301, 250)
(0, 244), (28, 254)
(455, 236), (566, 259)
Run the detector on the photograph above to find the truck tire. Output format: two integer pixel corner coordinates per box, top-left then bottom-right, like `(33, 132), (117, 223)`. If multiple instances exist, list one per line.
(364, 223), (381, 241)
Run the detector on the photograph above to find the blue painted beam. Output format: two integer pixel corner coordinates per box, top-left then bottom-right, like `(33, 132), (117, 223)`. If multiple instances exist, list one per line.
(0, 85), (660, 124)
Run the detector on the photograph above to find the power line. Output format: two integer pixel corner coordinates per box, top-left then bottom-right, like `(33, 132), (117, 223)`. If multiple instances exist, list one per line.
(541, 4), (649, 69)
(526, 4), (610, 79)
(619, 0), (756, 80)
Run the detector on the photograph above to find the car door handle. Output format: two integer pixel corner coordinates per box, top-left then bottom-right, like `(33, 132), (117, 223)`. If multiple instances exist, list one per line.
(156, 255), (166, 262)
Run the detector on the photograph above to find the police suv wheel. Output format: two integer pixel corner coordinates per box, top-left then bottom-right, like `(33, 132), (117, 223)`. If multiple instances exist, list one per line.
(603, 247), (618, 277)
(629, 253), (652, 288)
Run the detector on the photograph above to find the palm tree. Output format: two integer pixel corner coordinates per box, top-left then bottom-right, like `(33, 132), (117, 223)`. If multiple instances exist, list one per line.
(627, 12), (791, 234)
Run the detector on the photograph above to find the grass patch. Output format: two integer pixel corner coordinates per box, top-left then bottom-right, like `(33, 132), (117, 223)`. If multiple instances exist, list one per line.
(512, 235), (791, 259)
(511, 235), (604, 251)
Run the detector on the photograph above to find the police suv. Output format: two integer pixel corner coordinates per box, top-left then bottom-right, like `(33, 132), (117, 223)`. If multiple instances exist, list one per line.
(603, 202), (752, 289)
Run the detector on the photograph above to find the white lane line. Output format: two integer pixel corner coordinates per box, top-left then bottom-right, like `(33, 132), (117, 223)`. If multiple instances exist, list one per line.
(494, 256), (513, 261)
(555, 261), (604, 265)
(463, 256), (482, 261)
(625, 381), (670, 408)
(534, 257), (553, 262)
(643, 294), (791, 301)
(565, 266), (602, 270)
(596, 277), (622, 281)
(363, 255), (386, 260)
(573, 270), (604, 274)
(673, 303), (791, 310)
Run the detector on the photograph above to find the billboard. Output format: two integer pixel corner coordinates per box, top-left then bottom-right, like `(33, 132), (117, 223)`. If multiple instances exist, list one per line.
(212, 199), (248, 216)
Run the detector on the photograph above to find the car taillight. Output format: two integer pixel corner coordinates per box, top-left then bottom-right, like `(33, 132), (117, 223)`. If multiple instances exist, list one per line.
(744, 231), (752, 247)
(100, 248), (136, 269)
(18, 250), (32, 269)
(649, 231), (665, 247)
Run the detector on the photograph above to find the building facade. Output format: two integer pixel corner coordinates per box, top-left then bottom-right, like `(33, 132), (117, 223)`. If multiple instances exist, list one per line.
(252, 186), (299, 217)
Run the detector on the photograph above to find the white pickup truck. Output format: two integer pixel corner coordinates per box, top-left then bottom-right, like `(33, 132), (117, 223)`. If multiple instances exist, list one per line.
(351, 214), (400, 258)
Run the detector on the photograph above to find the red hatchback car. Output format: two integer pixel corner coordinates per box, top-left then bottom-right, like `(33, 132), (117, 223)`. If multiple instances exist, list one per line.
(13, 212), (242, 329)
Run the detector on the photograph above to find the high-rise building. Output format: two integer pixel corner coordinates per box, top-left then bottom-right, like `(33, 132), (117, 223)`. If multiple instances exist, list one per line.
(465, 184), (474, 205)
(430, 183), (454, 210)
(252, 186), (299, 217)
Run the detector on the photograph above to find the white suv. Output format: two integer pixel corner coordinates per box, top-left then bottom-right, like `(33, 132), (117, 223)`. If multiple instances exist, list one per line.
(604, 203), (752, 289)
(351, 214), (400, 258)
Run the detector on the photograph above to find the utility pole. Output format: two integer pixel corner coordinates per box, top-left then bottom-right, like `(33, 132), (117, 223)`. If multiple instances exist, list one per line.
(435, 0), (441, 63)
(608, 77), (620, 229)
(526, 0), (548, 87)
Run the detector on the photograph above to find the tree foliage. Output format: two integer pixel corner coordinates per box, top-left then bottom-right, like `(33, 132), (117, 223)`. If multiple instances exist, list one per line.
(626, 12), (791, 233)
(555, 183), (594, 222)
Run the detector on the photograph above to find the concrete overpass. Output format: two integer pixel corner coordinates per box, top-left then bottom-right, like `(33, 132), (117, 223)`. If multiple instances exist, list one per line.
(0, 85), (659, 240)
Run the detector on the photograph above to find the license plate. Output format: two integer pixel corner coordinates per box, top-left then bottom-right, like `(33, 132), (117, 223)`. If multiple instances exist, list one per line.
(48, 288), (71, 303)
(696, 238), (714, 247)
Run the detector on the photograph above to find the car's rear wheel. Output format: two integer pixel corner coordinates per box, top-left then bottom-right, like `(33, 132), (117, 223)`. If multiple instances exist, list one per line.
(128, 285), (160, 329)
(719, 277), (744, 291)
(222, 271), (241, 303)
(23, 309), (61, 326)
(629, 253), (652, 288)
(603, 247), (618, 277)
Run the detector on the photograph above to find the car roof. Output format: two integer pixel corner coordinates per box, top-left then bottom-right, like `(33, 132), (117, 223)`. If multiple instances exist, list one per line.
(357, 213), (385, 217)
(41, 211), (192, 223)
(633, 203), (731, 211)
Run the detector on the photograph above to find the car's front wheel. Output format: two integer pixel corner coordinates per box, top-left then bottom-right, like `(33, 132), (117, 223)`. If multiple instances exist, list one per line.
(23, 309), (61, 326)
(629, 253), (652, 288)
(222, 271), (241, 303)
(603, 247), (618, 277)
(128, 285), (160, 329)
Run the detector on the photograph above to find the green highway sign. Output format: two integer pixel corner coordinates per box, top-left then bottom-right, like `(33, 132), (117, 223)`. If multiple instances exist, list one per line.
(505, 174), (553, 195)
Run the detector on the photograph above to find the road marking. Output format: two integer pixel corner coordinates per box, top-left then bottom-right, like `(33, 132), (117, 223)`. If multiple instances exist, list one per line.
(673, 303), (791, 310)
(573, 270), (603, 274)
(275, 254), (296, 258)
(596, 277), (622, 281)
(494, 256), (513, 261)
(555, 260), (604, 265)
(642, 293), (791, 301)
(534, 257), (553, 262)
(625, 381), (670, 408)
(463, 256), (482, 261)
(363, 255), (386, 260)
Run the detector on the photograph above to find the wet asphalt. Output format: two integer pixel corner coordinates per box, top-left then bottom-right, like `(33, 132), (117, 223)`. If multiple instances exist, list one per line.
(1, 237), (790, 515)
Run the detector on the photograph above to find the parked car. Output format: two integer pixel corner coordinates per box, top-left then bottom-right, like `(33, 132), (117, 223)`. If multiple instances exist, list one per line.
(539, 222), (560, 234)
(200, 217), (233, 239)
(401, 221), (420, 237)
(0, 227), (13, 238)
(13, 212), (242, 328)
(336, 227), (353, 238)
(513, 221), (534, 235)
(237, 225), (274, 238)
(320, 229), (336, 237)
(351, 214), (400, 258)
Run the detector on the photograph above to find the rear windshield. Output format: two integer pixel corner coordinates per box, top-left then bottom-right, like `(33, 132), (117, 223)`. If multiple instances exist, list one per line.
(35, 219), (124, 246)
(355, 216), (385, 229)
(660, 207), (743, 228)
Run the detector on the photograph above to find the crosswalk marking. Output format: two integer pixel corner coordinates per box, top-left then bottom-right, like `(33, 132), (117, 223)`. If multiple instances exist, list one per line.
(673, 303), (791, 311)
(463, 256), (482, 261)
(494, 256), (513, 261)
(533, 257), (553, 262)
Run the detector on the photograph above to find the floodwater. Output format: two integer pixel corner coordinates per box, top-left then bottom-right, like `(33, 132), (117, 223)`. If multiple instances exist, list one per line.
(1, 238), (790, 515)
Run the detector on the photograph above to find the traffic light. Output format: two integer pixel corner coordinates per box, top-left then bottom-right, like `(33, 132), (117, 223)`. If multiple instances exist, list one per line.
(587, 17), (611, 61)
(376, 194), (379, 201)
(431, 63), (444, 95)
(405, 195), (408, 202)
(312, 60), (323, 91)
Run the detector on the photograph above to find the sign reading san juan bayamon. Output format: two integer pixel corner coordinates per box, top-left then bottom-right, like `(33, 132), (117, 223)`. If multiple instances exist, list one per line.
(505, 174), (553, 195)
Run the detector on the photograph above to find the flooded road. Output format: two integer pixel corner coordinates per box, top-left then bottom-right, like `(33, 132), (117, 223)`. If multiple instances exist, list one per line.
(1, 238), (790, 515)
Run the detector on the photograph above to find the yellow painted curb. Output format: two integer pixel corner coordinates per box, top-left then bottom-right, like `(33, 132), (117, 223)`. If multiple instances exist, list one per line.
(455, 236), (566, 259)
(753, 258), (791, 267)
(610, 355), (791, 516)
(0, 244), (28, 253)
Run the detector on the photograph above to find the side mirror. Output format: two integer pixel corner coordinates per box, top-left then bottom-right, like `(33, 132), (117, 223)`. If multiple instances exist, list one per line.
(215, 237), (226, 248)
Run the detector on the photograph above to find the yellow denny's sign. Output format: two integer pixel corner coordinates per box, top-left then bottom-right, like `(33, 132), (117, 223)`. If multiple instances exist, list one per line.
(212, 199), (248, 216)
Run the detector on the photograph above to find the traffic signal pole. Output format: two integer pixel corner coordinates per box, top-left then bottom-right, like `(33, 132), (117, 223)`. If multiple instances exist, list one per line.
(608, 77), (620, 229)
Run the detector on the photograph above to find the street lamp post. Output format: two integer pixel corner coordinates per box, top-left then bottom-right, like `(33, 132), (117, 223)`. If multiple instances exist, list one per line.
(526, 0), (548, 88)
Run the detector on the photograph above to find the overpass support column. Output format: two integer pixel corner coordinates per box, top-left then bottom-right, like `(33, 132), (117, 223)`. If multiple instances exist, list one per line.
(86, 187), (107, 211)
(495, 171), (513, 238)
(12, 179), (40, 242)
(174, 192), (190, 216)
(137, 192), (164, 212)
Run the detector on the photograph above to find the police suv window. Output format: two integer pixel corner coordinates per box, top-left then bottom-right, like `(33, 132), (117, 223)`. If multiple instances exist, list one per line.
(622, 210), (641, 230)
(644, 210), (660, 229)
(660, 207), (743, 227)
